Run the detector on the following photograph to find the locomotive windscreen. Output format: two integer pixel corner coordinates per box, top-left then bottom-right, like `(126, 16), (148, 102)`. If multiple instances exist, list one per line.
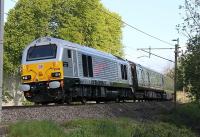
(26, 44), (57, 61)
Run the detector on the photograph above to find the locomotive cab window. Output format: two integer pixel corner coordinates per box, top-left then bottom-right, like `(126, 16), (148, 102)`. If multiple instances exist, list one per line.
(26, 44), (57, 61)
(68, 50), (71, 58)
(82, 54), (93, 77)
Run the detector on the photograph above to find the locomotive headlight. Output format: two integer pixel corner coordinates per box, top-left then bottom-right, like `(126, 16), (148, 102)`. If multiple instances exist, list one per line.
(51, 72), (61, 78)
(22, 75), (31, 80)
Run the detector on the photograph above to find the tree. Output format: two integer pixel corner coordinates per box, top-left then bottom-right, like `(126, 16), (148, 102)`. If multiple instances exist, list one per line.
(163, 65), (184, 91)
(4, 0), (123, 76)
(178, 0), (200, 101)
(177, 0), (200, 38)
(180, 37), (200, 101)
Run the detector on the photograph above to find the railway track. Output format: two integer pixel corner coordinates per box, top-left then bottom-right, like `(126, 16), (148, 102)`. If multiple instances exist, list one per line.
(2, 101), (173, 123)
(2, 100), (157, 110)
(2, 102), (123, 110)
(2, 104), (61, 110)
(2, 103), (94, 110)
(2, 103), (81, 110)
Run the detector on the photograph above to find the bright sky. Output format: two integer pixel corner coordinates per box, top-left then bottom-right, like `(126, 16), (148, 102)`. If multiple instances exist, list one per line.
(5, 0), (186, 73)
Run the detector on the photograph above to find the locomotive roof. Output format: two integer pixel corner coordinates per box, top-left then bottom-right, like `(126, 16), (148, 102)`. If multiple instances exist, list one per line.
(28, 37), (127, 62)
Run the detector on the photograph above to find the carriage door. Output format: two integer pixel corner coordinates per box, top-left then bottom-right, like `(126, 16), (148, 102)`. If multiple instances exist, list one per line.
(136, 66), (145, 87)
(63, 48), (73, 77)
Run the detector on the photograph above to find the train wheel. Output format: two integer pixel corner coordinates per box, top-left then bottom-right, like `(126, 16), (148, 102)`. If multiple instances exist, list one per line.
(66, 97), (72, 105)
(115, 97), (120, 103)
(34, 102), (40, 106)
(56, 100), (64, 105)
(96, 100), (100, 104)
(41, 102), (48, 106)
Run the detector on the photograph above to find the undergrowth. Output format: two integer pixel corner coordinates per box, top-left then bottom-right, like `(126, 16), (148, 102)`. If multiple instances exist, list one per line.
(163, 102), (200, 129)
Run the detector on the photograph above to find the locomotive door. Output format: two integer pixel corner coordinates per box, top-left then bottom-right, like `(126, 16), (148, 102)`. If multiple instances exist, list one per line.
(131, 64), (138, 88)
(63, 48), (74, 77)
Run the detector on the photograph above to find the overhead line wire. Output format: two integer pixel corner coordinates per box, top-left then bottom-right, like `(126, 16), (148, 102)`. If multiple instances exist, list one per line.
(84, 1), (175, 47)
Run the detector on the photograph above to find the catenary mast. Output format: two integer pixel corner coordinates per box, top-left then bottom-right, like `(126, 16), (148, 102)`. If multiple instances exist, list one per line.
(0, 0), (4, 122)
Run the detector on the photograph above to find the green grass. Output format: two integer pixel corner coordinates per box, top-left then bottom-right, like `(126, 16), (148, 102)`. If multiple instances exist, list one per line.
(7, 121), (66, 137)
(64, 118), (134, 137)
(64, 119), (196, 137)
(7, 118), (196, 137)
(131, 122), (195, 137)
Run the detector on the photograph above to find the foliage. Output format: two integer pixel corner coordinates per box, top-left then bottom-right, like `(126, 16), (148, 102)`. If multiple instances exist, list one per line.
(2, 90), (13, 103)
(21, 99), (34, 106)
(177, 0), (200, 38)
(180, 37), (200, 100)
(164, 66), (184, 91)
(177, 0), (200, 101)
(163, 103), (200, 132)
(131, 122), (195, 137)
(4, 0), (123, 76)
(7, 119), (196, 137)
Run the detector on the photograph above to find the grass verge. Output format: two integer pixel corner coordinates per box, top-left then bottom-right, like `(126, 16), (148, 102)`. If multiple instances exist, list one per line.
(7, 121), (66, 137)
(7, 118), (196, 137)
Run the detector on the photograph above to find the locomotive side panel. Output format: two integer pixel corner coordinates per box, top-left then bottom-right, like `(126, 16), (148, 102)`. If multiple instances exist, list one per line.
(93, 56), (118, 81)
(76, 50), (131, 87)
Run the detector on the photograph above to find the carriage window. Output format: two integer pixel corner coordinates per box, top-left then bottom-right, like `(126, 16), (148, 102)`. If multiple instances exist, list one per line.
(82, 54), (93, 77)
(27, 44), (57, 61)
(68, 50), (71, 58)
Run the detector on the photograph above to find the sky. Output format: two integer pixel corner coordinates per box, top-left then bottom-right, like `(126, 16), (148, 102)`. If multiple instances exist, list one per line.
(4, 0), (186, 73)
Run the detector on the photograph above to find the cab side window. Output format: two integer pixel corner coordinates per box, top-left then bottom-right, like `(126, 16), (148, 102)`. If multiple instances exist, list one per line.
(68, 50), (71, 58)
